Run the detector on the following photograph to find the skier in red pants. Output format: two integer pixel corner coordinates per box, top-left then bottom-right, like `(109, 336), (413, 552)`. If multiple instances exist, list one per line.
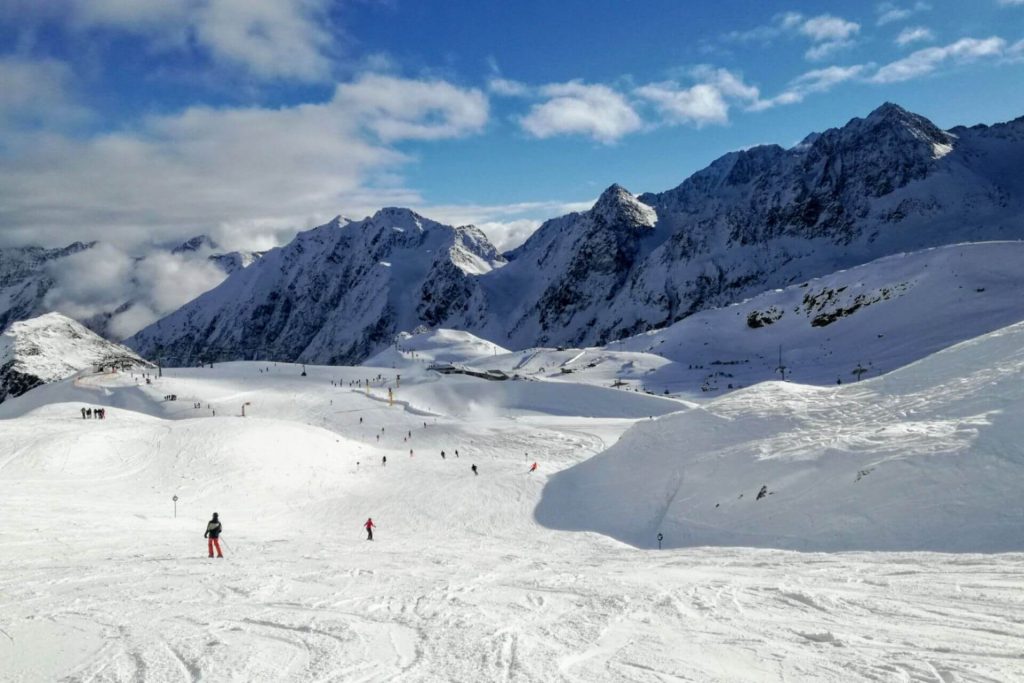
(364, 517), (376, 541)
(204, 512), (223, 558)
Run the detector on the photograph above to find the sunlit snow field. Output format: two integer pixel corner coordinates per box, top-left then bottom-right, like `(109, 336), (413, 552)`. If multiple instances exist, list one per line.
(2, 327), (1024, 681)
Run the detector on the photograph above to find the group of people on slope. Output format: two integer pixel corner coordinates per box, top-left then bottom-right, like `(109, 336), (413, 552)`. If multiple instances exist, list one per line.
(80, 407), (107, 419)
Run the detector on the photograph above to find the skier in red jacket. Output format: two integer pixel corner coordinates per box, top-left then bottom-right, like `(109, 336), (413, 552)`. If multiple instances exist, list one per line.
(529, 462), (538, 473)
(364, 517), (376, 541)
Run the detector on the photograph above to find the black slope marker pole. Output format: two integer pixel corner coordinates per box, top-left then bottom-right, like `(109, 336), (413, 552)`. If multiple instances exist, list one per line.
(172, 495), (178, 518)
(657, 532), (663, 550)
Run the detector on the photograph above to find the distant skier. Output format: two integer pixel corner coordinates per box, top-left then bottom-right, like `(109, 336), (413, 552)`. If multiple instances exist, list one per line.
(364, 517), (375, 541)
(86, 408), (92, 418)
(80, 407), (86, 419)
(382, 455), (387, 466)
(359, 417), (363, 424)
(204, 512), (223, 558)
(441, 450), (446, 460)
(410, 449), (414, 457)
(455, 450), (459, 458)
(529, 462), (538, 473)
(471, 464), (478, 476)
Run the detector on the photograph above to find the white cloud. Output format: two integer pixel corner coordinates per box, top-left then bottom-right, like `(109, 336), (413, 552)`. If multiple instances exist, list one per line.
(42, 242), (233, 339)
(488, 78), (530, 97)
(895, 26), (935, 46)
(415, 198), (596, 251)
(997, 0), (1024, 6)
(519, 82), (643, 144)
(724, 12), (860, 62)
(876, 2), (932, 25)
(805, 39), (857, 61)
(0, 57), (87, 128)
(799, 15), (860, 42)
(0, 73), (490, 250)
(871, 36), (1007, 83)
(636, 68), (760, 127)
(334, 75), (489, 142)
(750, 65), (868, 111)
(32, 0), (335, 82)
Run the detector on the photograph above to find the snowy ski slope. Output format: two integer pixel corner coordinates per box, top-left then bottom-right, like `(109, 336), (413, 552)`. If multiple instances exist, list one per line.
(2, 336), (1024, 681)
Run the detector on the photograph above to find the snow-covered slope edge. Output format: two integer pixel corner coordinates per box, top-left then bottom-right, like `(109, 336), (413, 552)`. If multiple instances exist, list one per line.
(607, 240), (1024, 393)
(0, 313), (152, 403)
(536, 318), (1024, 552)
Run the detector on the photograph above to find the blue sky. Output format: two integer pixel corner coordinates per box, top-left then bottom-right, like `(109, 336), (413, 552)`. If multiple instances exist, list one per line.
(0, 0), (1022, 251)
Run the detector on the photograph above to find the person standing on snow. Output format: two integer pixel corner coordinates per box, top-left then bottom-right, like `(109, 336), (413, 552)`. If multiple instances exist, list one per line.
(204, 512), (224, 558)
(471, 464), (478, 476)
(364, 517), (376, 541)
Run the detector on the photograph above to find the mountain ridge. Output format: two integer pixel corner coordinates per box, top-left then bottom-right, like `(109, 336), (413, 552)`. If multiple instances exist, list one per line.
(89, 103), (1024, 363)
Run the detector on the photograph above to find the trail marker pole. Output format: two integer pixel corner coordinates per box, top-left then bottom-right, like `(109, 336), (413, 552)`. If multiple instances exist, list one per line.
(657, 532), (663, 550)
(242, 401), (251, 417)
(172, 495), (178, 518)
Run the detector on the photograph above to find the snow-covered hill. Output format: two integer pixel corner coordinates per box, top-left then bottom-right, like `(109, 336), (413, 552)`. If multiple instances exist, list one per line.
(365, 327), (510, 367)
(127, 103), (1024, 364)
(0, 312), (151, 403)
(537, 317), (1024, 552)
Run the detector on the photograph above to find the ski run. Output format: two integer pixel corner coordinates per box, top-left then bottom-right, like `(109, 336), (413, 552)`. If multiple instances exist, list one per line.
(3, 318), (1024, 681)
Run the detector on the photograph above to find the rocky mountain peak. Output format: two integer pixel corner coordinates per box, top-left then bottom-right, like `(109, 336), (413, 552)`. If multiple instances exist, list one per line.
(590, 184), (657, 229)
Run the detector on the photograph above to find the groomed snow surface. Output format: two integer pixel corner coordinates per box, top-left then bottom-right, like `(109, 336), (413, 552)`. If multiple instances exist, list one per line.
(3, 326), (1024, 681)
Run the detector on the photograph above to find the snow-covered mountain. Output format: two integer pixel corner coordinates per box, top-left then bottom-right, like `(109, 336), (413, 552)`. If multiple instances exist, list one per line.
(128, 210), (505, 365)
(0, 312), (151, 403)
(128, 103), (1024, 364)
(170, 234), (263, 274)
(0, 236), (261, 340)
(494, 103), (1024, 348)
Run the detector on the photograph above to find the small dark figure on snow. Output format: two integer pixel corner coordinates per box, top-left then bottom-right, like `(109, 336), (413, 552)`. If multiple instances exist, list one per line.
(756, 485), (769, 500)
(441, 450), (446, 460)
(455, 450), (459, 458)
(359, 417), (363, 424)
(382, 456), (387, 466)
(81, 407), (87, 419)
(364, 517), (375, 541)
(471, 464), (478, 476)
(529, 462), (538, 473)
(204, 512), (223, 558)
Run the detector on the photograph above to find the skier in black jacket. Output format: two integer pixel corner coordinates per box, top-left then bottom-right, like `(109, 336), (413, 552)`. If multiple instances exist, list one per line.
(204, 512), (223, 558)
